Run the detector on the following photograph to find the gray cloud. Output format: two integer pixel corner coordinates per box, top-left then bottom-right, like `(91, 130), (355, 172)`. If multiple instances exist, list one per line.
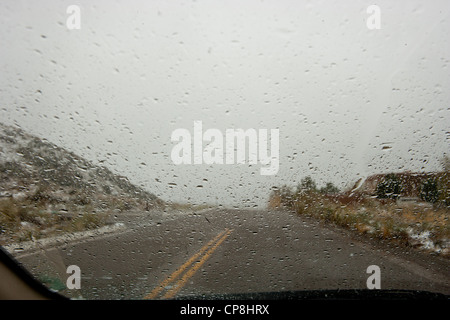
(1, 0), (449, 207)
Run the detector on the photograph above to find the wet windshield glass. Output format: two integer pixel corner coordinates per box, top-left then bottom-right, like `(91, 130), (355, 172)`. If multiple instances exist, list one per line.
(0, 0), (449, 300)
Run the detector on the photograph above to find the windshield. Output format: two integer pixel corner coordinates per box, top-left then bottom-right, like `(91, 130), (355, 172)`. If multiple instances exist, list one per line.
(0, 0), (449, 302)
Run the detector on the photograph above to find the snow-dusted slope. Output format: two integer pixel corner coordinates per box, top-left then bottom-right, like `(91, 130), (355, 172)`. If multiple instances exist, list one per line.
(0, 122), (161, 207)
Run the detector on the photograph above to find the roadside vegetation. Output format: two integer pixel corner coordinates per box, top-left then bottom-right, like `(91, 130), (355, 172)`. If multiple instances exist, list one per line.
(0, 123), (166, 246)
(269, 161), (450, 257)
(0, 184), (165, 246)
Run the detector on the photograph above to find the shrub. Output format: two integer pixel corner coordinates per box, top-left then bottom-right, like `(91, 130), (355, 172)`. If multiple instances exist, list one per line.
(68, 212), (107, 232)
(376, 173), (402, 199)
(297, 176), (317, 193)
(420, 178), (439, 203)
(320, 182), (340, 194)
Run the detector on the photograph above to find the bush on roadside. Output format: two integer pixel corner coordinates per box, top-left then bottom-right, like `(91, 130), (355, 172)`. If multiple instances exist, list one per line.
(268, 176), (449, 256)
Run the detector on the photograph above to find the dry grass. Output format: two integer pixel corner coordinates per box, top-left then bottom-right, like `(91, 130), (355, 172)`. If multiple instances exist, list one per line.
(0, 183), (168, 246)
(0, 197), (110, 245)
(0, 186), (166, 246)
(269, 190), (449, 256)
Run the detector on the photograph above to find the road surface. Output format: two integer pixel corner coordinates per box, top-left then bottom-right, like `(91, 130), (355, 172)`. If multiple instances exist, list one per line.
(8, 208), (450, 299)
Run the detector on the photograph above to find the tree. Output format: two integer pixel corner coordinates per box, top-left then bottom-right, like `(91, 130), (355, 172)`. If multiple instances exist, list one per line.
(375, 173), (402, 199)
(420, 178), (439, 203)
(436, 171), (450, 206)
(279, 185), (294, 207)
(320, 182), (340, 194)
(297, 176), (317, 193)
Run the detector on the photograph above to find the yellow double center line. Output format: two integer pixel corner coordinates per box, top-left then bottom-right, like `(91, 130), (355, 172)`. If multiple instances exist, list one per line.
(144, 228), (233, 299)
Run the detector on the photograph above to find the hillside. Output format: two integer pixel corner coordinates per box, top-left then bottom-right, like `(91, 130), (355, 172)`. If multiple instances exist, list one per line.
(354, 172), (447, 197)
(0, 122), (164, 244)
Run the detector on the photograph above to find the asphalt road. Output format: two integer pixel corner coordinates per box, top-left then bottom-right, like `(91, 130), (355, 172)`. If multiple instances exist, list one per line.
(10, 208), (450, 299)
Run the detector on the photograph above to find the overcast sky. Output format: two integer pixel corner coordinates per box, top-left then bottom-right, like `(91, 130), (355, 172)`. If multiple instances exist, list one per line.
(1, 0), (449, 207)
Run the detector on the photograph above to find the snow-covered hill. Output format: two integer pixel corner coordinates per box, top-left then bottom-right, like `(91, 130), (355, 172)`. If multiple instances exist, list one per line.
(0, 122), (163, 217)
